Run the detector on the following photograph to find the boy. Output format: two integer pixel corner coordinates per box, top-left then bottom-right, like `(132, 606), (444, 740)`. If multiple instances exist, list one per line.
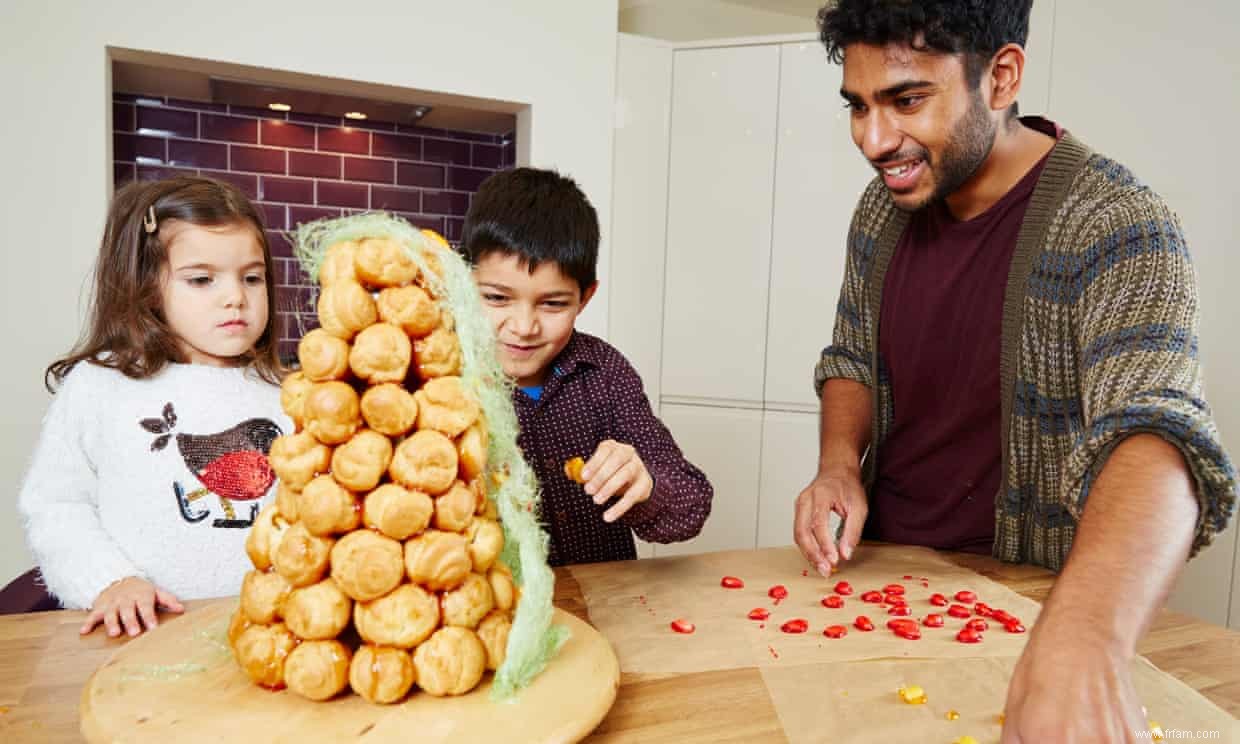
(459, 167), (712, 565)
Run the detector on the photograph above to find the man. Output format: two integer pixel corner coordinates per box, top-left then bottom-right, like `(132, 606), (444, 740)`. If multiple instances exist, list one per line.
(793, 1), (1236, 741)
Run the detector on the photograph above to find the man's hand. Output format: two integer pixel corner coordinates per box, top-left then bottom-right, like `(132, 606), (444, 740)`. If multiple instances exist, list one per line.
(81, 576), (184, 637)
(794, 468), (867, 575)
(582, 439), (654, 523)
(1001, 613), (1146, 743)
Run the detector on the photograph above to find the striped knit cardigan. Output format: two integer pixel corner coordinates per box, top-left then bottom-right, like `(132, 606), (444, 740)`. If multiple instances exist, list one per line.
(814, 131), (1237, 571)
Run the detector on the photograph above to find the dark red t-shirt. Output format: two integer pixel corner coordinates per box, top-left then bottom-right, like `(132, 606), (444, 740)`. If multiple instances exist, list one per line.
(866, 120), (1058, 554)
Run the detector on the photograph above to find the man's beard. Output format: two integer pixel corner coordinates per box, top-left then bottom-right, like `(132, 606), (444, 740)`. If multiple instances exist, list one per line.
(901, 91), (997, 212)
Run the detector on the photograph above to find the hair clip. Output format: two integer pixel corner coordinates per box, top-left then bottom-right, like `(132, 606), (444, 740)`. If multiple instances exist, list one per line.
(143, 205), (158, 234)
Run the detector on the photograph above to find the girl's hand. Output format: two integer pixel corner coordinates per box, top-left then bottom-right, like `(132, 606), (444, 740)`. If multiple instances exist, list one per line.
(81, 576), (184, 637)
(582, 439), (653, 523)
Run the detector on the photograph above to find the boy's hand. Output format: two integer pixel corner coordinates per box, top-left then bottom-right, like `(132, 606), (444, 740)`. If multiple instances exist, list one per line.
(582, 440), (653, 522)
(82, 576), (184, 638)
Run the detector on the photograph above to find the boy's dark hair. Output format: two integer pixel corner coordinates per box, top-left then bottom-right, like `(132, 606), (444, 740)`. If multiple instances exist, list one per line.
(459, 167), (599, 296)
(818, 0), (1034, 89)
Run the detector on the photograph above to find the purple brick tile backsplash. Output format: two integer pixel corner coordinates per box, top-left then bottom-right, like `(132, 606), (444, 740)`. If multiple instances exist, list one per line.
(289, 150), (341, 179)
(316, 180), (369, 209)
(114, 133), (164, 163)
(201, 114), (259, 144)
(447, 166), (490, 192)
(396, 162), (445, 189)
(231, 145), (286, 174)
(113, 95), (512, 350)
(372, 132), (422, 160)
(423, 137), (471, 165)
(371, 185), (421, 213)
(317, 126), (370, 155)
(114, 103), (134, 133)
(115, 162), (135, 186)
(201, 170), (258, 199)
(260, 176), (314, 204)
(471, 143), (501, 169)
(289, 205), (343, 225)
(136, 106), (197, 139)
(169, 139), (227, 170)
(422, 190), (470, 217)
(343, 156), (394, 184)
(258, 203), (288, 230)
(261, 120), (316, 149)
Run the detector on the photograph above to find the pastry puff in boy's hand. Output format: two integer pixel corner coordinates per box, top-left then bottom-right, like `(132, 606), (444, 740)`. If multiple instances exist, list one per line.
(564, 456), (587, 484)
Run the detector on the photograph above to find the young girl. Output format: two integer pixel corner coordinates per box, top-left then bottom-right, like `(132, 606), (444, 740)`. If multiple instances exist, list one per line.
(18, 176), (290, 638)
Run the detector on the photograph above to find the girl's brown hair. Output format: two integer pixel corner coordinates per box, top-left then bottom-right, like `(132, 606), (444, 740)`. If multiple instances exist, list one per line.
(46, 176), (284, 391)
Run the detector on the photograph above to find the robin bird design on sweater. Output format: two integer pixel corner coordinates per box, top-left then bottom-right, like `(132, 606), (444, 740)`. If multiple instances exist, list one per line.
(141, 402), (282, 528)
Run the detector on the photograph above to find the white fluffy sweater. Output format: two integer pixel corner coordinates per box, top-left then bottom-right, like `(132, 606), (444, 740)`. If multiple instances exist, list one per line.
(18, 362), (290, 609)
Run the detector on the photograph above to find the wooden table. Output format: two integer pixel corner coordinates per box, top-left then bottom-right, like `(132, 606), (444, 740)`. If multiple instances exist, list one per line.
(2, 549), (1238, 743)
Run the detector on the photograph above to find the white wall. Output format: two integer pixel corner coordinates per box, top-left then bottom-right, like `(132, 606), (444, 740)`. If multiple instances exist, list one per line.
(0, 0), (618, 587)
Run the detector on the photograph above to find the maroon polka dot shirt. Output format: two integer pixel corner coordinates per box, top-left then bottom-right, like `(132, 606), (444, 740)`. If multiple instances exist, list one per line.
(513, 331), (713, 566)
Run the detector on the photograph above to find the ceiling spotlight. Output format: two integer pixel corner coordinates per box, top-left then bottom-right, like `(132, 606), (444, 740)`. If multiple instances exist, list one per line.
(344, 111), (367, 120)
(268, 102), (291, 112)
(412, 105), (432, 119)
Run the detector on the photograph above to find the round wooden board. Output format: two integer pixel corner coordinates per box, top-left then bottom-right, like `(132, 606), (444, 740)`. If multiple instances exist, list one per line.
(80, 600), (619, 743)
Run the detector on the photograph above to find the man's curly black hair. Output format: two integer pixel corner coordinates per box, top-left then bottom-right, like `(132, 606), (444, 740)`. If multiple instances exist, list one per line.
(818, 0), (1034, 88)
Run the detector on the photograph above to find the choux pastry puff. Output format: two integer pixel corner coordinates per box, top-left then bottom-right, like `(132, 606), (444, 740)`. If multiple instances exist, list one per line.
(329, 529), (404, 602)
(353, 582), (439, 648)
(297, 474), (361, 536)
(317, 280), (377, 340)
(234, 622), (298, 689)
(377, 284), (439, 338)
(349, 322), (412, 384)
(433, 480), (476, 533)
(413, 323), (463, 379)
(272, 522), (334, 588)
(283, 577), (352, 640)
(331, 429), (393, 492)
(240, 568), (292, 624)
(363, 483), (433, 540)
(298, 328), (350, 382)
(319, 240), (359, 287)
(285, 640), (351, 701)
(303, 381), (361, 446)
(476, 610), (513, 671)
(267, 431), (331, 491)
(349, 645), (415, 704)
(404, 529), (471, 592)
(413, 626), (486, 697)
(390, 429), (458, 495)
(414, 376), (479, 437)
(354, 236), (419, 288)
(245, 503), (290, 571)
(280, 371), (313, 431)
(360, 383), (418, 437)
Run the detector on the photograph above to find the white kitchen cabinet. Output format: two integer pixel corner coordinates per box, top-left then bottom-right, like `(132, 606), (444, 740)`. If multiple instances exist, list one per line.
(610, 34), (674, 402)
(654, 403), (762, 556)
(763, 41), (876, 409)
(756, 409), (836, 549)
(660, 44), (780, 406)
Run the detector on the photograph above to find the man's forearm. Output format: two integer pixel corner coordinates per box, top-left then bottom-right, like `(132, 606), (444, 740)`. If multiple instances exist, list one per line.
(818, 378), (873, 478)
(1041, 433), (1198, 656)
